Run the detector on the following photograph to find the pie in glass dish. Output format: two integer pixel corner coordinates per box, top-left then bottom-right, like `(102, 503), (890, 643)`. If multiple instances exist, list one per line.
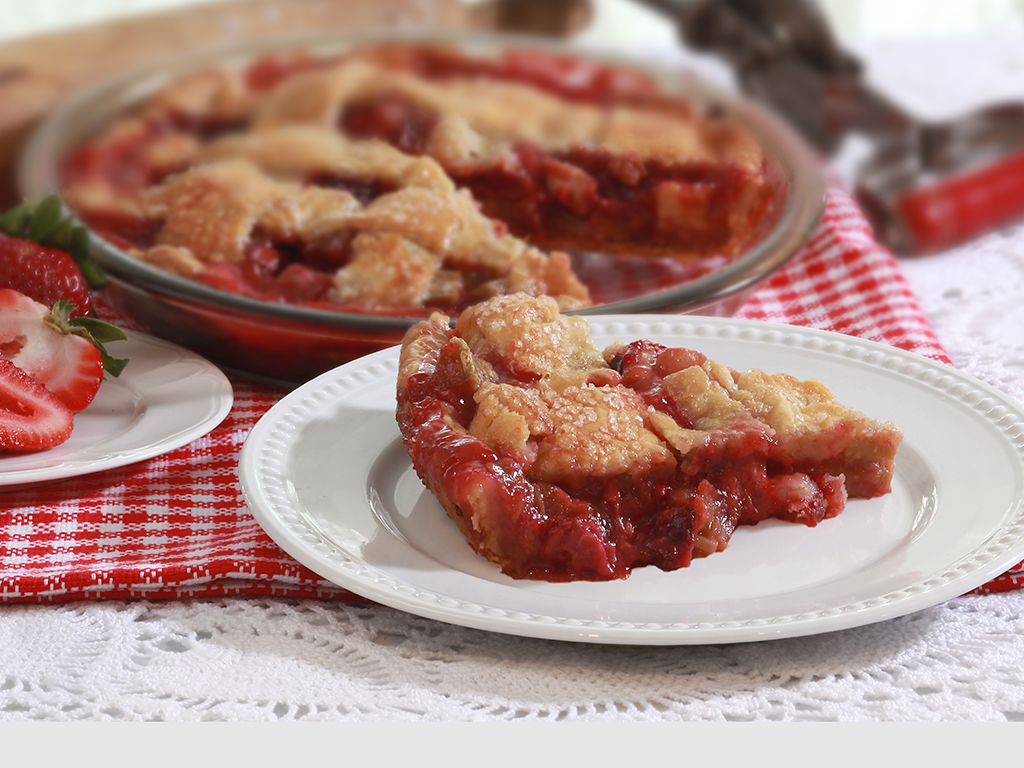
(396, 293), (903, 582)
(58, 42), (776, 317)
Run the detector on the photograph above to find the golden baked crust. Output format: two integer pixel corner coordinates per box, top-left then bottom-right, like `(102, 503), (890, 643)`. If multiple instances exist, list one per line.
(131, 157), (589, 310)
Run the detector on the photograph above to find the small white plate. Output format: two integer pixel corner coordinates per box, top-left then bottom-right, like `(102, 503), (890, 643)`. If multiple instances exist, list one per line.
(1, 330), (233, 487)
(239, 317), (1024, 645)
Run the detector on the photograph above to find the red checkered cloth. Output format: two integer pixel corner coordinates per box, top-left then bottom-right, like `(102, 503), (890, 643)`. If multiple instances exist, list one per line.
(1, 185), (1020, 601)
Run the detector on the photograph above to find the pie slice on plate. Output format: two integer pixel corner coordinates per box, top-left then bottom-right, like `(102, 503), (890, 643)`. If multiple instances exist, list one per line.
(396, 293), (903, 581)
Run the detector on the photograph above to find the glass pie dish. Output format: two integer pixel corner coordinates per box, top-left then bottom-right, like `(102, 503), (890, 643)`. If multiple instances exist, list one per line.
(18, 30), (825, 387)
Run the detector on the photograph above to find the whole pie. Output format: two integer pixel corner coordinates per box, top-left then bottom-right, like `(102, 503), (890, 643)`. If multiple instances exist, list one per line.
(60, 43), (774, 316)
(396, 293), (902, 582)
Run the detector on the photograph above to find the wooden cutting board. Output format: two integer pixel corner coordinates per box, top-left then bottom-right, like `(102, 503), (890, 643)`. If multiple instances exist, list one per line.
(0, 0), (590, 208)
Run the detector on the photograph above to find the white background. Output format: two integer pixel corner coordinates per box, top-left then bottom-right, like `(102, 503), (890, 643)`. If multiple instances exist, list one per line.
(2, 0), (1024, 44)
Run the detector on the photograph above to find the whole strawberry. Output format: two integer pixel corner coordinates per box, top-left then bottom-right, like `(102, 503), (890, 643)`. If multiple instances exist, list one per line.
(0, 232), (94, 317)
(0, 195), (105, 318)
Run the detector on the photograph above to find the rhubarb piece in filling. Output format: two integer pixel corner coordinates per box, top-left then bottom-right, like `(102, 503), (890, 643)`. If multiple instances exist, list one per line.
(396, 293), (903, 581)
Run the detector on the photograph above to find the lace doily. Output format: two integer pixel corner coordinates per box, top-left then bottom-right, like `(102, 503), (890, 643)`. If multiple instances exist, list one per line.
(4, 33), (1024, 722)
(3, 594), (1024, 721)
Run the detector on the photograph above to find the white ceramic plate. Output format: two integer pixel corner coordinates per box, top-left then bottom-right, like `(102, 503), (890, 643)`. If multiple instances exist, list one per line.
(0, 330), (233, 487)
(238, 317), (1024, 645)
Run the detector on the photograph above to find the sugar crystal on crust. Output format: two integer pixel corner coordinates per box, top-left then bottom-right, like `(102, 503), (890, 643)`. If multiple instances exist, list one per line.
(140, 159), (284, 263)
(328, 232), (439, 307)
(455, 294), (605, 384)
(531, 384), (676, 482)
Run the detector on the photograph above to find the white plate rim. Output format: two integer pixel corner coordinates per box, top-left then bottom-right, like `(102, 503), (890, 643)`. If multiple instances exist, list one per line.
(0, 329), (234, 487)
(238, 316), (1024, 645)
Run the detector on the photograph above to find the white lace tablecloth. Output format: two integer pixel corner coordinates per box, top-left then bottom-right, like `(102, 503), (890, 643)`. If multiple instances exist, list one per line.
(4, 33), (1024, 723)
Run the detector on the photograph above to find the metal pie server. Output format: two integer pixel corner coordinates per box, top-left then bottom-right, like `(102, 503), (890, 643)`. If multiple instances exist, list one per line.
(636, 0), (1024, 253)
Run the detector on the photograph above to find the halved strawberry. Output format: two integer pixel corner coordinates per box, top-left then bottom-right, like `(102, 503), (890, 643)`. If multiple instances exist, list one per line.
(0, 353), (74, 452)
(0, 289), (128, 413)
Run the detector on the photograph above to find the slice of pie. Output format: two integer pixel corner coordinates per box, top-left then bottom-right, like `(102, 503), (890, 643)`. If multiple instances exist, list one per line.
(396, 293), (902, 582)
(60, 43), (774, 316)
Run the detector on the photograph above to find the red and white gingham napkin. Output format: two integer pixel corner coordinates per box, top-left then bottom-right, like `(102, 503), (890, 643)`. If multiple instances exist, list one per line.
(1, 184), (1020, 602)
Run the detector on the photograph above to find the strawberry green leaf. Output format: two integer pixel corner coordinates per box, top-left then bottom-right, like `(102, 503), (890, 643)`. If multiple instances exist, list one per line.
(48, 301), (130, 379)
(95, 346), (130, 379)
(70, 316), (128, 344)
(29, 196), (62, 242)
(49, 216), (75, 250)
(0, 200), (32, 235)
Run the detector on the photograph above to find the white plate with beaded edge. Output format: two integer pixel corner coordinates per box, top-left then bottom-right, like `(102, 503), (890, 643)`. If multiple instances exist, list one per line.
(0, 330), (233, 488)
(238, 316), (1024, 645)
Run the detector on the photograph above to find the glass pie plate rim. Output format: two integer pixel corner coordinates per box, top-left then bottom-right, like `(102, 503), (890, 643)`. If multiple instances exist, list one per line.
(237, 315), (1024, 646)
(17, 27), (827, 332)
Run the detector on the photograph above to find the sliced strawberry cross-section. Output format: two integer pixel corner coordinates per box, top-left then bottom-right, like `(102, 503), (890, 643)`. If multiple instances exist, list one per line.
(0, 353), (74, 452)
